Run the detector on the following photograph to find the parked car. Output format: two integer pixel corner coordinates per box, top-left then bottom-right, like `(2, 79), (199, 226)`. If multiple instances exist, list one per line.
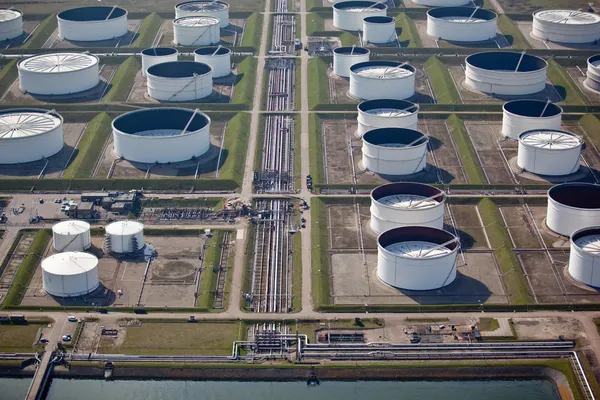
(67, 316), (77, 322)
(62, 334), (72, 342)
(40, 338), (49, 343)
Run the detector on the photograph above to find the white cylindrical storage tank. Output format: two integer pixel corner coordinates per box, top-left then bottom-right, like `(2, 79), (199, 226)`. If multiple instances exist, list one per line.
(465, 52), (548, 96)
(569, 227), (600, 288)
(57, 6), (128, 41)
(333, 1), (387, 31)
(377, 226), (459, 291)
(333, 46), (370, 78)
(426, 7), (498, 42)
(0, 9), (23, 41)
(0, 109), (64, 164)
(502, 100), (562, 140)
(411, 0), (471, 6)
(112, 108), (211, 164)
(547, 183), (600, 237)
(18, 53), (100, 95)
(362, 127), (428, 175)
(175, 1), (229, 28)
(42, 252), (100, 297)
(146, 61), (213, 101)
(52, 220), (91, 252)
(173, 16), (220, 46)
(193, 46), (231, 78)
(350, 61), (416, 100)
(141, 47), (178, 77)
(106, 221), (145, 254)
(585, 55), (600, 92)
(517, 129), (582, 176)
(370, 182), (446, 235)
(532, 10), (600, 44)
(357, 99), (419, 137)
(363, 16), (396, 44)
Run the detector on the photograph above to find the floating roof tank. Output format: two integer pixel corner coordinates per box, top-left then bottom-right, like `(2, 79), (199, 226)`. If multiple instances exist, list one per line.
(175, 0), (229, 28)
(333, 1), (387, 31)
(362, 16), (396, 44)
(361, 127), (428, 176)
(547, 183), (600, 237)
(569, 226), (600, 288)
(193, 46), (232, 78)
(517, 129), (582, 176)
(173, 16), (220, 46)
(57, 6), (128, 41)
(532, 9), (600, 44)
(585, 55), (600, 92)
(141, 47), (179, 77)
(427, 7), (498, 42)
(333, 46), (370, 78)
(502, 100), (562, 140)
(349, 60), (416, 100)
(357, 99), (419, 137)
(0, 9), (23, 41)
(146, 61), (213, 101)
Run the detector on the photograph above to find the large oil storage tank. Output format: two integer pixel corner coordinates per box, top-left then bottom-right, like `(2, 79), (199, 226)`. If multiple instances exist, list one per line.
(42, 252), (100, 297)
(585, 55), (600, 92)
(106, 221), (145, 254)
(173, 16), (220, 46)
(362, 127), (428, 175)
(349, 61), (416, 100)
(547, 183), (600, 237)
(411, 0), (471, 6)
(427, 7), (498, 42)
(569, 226), (600, 288)
(112, 108), (210, 164)
(333, 1), (387, 31)
(333, 46), (370, 78)
(377, 226), (459, 291)
(357, 99), (419, 137)
(0, 9), (23, 41)
(18, 53), (100, 95)
(52, 220), (91, 252)
(57, 6), (128, 41)
(146, 61), (213, 101)
(363, 16), (396, 44)
(532, 9), (600, 44)
(465, 52), (548, 96)
(175, 1), (229, 28)
(0, 109), (64, 164)
(370, 182), (446, 235)
(141, 47), (178, 77)
(193, 46), (231, 78)
(517, 129), (582, 176)
(502, 100), (562, 140)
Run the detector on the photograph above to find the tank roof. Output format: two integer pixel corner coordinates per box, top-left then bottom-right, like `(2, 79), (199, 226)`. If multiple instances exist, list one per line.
(519, 129), (582, 149)
(363, 16), (395, 23)
(146, 61), (212, 78)
(358, 99), (419, 114)
(175, 1), (230, 11)
(0, 109), (62, 140)
(350, 61), (415, 77)
(0, 9), (22, 21)
(112, 108), (210, 137)
(503, 100), (562, 118)
(548, 183), (600, 210)
(174, 16), (220, 26)
(106, 220), (144, 235)
(142, 47), (178, 56)
(363, 127), (428, 147)
(42, 252), (98, 275)
(58, 6), (127, 22)
(371, 182), (445, 205)
(53, 220), (90, 235)
(333, 46), (370, 55)
(572, 227), (600, 254)
(427, 7), (497, 21)
(533, 9), (600, 25)
(466, 52), (547, 72)
(18, 53), (98, 73)
(194, 46), (232, 55)
(378, 226), (459, 255)
(333, 1), (387, 10)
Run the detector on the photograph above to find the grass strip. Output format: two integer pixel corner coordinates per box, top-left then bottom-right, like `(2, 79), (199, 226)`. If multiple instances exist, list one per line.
(579, 114), (600, 148)
(478, 198), (531, 305)
(478, 317), (500, 331)
(396, 12), (422, 48)
(496, 15), (531, 49)
(241, 12), (264, 49)
(62, 112), (112, 179)
(2, 230), (51, 308)
(131, 12), (162, 48)
(307, 13), (325, 35)
(423, 57), (461, 105)
(445, 114), (486, 184)
(308, 114), (325, 184)
(292, 233), (302, 312)
(311, 198), (331, 309)
(217, 112), (250, 186)
(232, 57), (258, 105)
(197, 230), (225, 310)
(102, 56), (140, 102)
(339, 32), (359, 46)
(0, 59), (17, 100)
(308, 58), (329, 110)
(306, 0), (323, 11)
(22, 14), (57, 49)
(546, 59), (589, 106)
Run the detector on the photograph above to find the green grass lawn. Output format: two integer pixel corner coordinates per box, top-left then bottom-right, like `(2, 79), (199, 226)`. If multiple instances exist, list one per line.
(232, 57), (258, 105)
(311, 197), (330, 309)
(102, 57), (140, 102)
(197, 231), (226, 310)
(0, 324), (44, 352)
(241, 12), (264, 49)
(497, 15), (532, 49)
(22, 14), (56, 49)
(424, 57), (461, 105)
(308, 114), (324, 184)
(478, 318), (500, 331)
(217, 113), (250, 186)
(307, 58), (329, 109)
(546, 59), (589, 106)
(292, 232), (302, 312)
(579, 114), (600, 148)
(396, 13), (422, 48)
(131, 12), (162, 48)
(445, 115), (486, 184)
(307, 13), (325, 35)
(0, 59), (17, 98)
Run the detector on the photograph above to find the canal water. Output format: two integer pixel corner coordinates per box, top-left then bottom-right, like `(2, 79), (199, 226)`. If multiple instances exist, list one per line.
(36, 379), (560, 400)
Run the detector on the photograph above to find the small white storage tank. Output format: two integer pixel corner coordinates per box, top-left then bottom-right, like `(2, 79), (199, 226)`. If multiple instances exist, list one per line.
(502, 100), (562, 140)
(362, 127), (428, 175)
(585, 55), (600, 92)
(363, 16), (396, 44)
(427, 7), (498, 42)
(175, 1), (230, 28)
(141, 47), (178, 77)
(106, 220), (145, 254)
(194, 46), (231, 78)
(112, 108), (210, 164)
(173, 16), (220, 46)
(333, 46), (370, 78)
(370, 182), (446, 235)
(350, 61), (416, 100)
(532, 9), (600, 44)
(465, 52), (548, 96)
(18, 53), (100, 95)
(57, 6), (128, 42)
(0, 9), (23, 41)
(0, 109), (64, 164)
(411, 0), (471, 6)
(52, 220), (91, 252)
(42, 252), (100, 297)
(569, 227), (600, 288)
(146, 61), (213, 101)
(357, 99), (419, 137)
(333, 1), (387, 31)
(547, 183), (600, 237)
(377, 226), (459, 291)
(517, 129), (582, 176)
